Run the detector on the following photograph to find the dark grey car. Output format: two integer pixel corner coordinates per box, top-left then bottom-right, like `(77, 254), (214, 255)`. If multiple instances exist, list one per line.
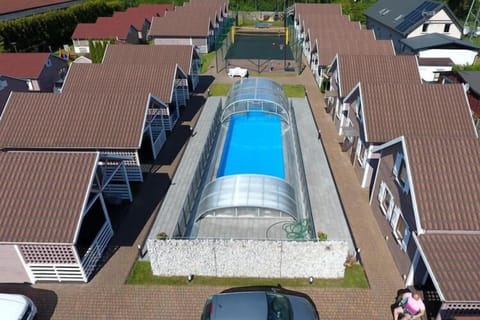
(201, 286), (319, 320)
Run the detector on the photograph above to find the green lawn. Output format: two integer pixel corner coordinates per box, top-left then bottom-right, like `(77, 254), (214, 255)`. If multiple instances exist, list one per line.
(200, 52), (216, 74)
(209, 83), (305, 98)
(282, 84), (305, 97)
(127, 261), (369, 288)
(209, 83), (231, 96)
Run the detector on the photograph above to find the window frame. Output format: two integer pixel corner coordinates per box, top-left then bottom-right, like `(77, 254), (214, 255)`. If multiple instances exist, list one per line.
(390, 207), (411, 251)
(378, 182), (394, 218)
(393, 153), (410, 193)
(356, 140), (368, 167)
(444, 23), (451, 33)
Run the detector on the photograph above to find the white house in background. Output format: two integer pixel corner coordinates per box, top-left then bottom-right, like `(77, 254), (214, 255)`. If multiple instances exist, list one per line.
(364, 0), (462, 54)
(399, 33), (479, 82)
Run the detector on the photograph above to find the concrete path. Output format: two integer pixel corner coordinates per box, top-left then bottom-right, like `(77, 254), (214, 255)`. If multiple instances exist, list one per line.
(0, 60), (405, 320)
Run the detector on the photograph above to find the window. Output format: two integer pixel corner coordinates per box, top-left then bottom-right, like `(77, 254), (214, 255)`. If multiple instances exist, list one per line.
(444, 23), (451, 33)
(393, 153), (410, 193)
(390, 207), (411, 251)
(422, 24), (429, 32)
(378, 182), (394, 218)
(357, 141), (367, 167)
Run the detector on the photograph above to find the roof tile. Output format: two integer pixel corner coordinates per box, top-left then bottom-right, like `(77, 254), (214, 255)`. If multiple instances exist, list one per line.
(0, 151), (97, 243)
(418, 234), (480, 301)
(0, 92), (148, 149)
(405, 136), (480, 231)
(362, 83), (475, 142)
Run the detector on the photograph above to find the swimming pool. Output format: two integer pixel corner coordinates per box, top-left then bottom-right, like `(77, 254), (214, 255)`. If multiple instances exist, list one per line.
(217, 111), (285, 179)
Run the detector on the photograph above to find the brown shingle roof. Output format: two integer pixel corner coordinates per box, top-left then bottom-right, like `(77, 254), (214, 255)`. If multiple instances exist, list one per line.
(361, 83), (475, 143)
(315, 32), (394, 65)
(304, 15), (359, 37)
(62, 63), (177, 102)
(405, 136), (480, 231)
(0, 151), (97, 243)
(0, 92), (148, 149)
(149, 12), (212, 37)
(0, 53), (49, 78)
(72, 4), (172, 39)
(418, 233), (480, 301)
(103, 44), (194, 74)
(336, 55), (421, 96)
(148, 0), (227, 37)
(295, 3), (342, 17)
(72, 19), (137, 40)
(112, 4), (173, 29)
(417, 57), (454, 66)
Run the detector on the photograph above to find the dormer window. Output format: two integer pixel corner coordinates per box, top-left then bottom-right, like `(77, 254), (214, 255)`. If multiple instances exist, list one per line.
(393, 153), (409, 193)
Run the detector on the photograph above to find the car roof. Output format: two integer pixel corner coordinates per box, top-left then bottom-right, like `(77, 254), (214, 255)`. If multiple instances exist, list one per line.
(0, 294), (29, 318)
(211, 291), (268, 320)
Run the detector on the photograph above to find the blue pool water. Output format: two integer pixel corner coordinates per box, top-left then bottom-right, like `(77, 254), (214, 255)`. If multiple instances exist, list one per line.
(217, 111), (285, 179)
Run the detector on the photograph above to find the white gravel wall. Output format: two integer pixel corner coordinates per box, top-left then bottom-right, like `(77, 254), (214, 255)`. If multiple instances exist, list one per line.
(147, 239), (348, 278)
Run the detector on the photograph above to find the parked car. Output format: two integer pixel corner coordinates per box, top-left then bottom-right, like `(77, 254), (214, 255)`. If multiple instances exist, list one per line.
(0, 293), (37, 320)
(228, 67), (248, 78)
(201, 286), (319, 320)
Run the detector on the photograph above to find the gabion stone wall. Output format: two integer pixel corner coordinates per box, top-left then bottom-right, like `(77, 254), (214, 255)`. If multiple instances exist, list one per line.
(147, 239), (349, 278)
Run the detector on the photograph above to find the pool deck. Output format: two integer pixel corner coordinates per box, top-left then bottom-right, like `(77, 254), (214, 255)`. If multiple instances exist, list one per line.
(292, 97), (355, 252)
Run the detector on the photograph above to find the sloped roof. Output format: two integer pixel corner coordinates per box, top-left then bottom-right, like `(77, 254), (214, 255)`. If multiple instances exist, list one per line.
(0, 75), (29, 116)
(401, 33), (480, 51)
(417, 57), (454, 66)
(72, 18), (137, 40)
(418, 233), (480, 302)
(0, 151), (97, 243)
(294, 3), (342, 19)
(103, 44), (195, 74)
(457, 71), (480, 96)
(72, 4), (172, 40)
(313, 31), (394, 65)
(360, 83), (475, 143)
(0, 0), (72, 14)
(62, 63), (178, 103)
(335, 55), (421, 97)
(112, 4), (172, 30)
(0, 92), (149, 149)
(364, 0), (461, 36)
(404, 136), (480, 231)
(0, 53), (49, 78)
(148, 0), (227, 37)
(301, 14), (359, 36)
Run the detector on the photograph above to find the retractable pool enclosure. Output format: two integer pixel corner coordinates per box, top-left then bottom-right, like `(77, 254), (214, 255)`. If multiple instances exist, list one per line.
(193, 78), (313, 240)
(221, 78), (290, 124)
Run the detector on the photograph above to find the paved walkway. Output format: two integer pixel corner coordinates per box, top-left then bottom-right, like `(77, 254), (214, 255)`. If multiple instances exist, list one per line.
(0, 61), (405, 320)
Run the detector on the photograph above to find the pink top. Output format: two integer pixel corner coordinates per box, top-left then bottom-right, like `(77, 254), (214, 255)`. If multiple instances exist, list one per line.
(403, 292), (425, 315)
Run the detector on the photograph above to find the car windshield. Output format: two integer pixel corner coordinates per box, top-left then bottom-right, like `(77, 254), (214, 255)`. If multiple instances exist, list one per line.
(266, 292), (292, 320)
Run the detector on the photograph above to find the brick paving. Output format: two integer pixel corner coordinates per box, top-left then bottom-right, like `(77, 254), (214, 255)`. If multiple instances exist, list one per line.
(0, 60), (405, 319)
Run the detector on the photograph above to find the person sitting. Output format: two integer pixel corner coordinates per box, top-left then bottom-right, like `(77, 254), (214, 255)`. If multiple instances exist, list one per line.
(393, 290), (426, 320)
